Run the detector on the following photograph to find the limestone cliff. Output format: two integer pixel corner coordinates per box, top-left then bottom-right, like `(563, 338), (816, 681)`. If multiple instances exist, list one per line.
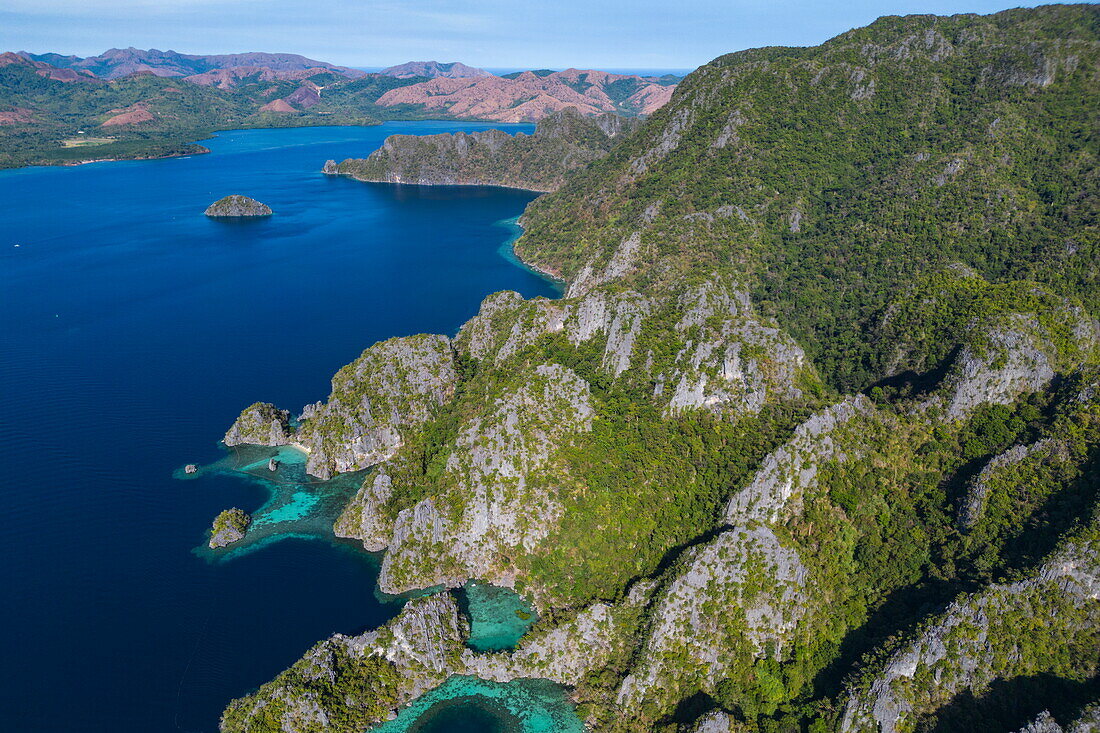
(326, 108), (640, 192)
(223, 402), (292, 447)
(221, 335), (457, 480)
(840, 520), (1100, 732)
(295, 335), (457, 479)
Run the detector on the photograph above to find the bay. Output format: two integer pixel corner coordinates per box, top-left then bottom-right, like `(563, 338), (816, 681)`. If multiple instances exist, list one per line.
(0, 122), (560, 732)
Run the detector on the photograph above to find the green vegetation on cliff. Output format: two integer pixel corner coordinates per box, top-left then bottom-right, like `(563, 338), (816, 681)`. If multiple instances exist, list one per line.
(330, 107), (641, 192)
(218, 7), (1100, 733)
(516, 4), (1099, 391)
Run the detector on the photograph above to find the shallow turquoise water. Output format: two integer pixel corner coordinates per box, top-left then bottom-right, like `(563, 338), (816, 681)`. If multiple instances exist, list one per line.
(375, 676), (585, 733)
(463, 581), (539, 652)
(179, 444), (368, 560)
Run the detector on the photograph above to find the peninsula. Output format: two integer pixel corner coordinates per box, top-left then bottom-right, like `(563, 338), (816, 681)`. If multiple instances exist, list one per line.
(324, 108), (640, 192)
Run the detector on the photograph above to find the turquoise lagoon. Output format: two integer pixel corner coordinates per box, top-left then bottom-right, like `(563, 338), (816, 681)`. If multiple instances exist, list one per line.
(463, 580), (539, 652)
(375, 676), (586, 733)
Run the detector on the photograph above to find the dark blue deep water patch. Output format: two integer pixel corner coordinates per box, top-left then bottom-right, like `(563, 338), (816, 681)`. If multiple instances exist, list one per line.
(0, 123), (558, 732)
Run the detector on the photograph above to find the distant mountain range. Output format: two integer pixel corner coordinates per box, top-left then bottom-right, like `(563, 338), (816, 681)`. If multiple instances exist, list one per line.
(376, 68), (677, 122)
(17, 48), (366, 80)
(378, 60), (494, 79)
(0, 47), (679, 167)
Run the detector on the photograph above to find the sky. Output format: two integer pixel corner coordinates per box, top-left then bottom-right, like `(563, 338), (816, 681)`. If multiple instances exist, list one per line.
(1, 0), (1048, 71)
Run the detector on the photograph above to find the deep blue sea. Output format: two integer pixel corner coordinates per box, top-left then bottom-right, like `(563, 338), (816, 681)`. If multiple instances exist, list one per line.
(0, 123), (560, 732)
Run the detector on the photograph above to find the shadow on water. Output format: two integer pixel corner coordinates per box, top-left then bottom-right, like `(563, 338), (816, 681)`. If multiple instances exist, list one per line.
(917, 674), (1100, 732)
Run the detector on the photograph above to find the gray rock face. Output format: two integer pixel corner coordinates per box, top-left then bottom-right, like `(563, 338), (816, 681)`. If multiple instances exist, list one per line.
(224, 586), (651, 730)
(725, 395), (874, 524)
(692, 711), (733, 733)
(457, 287), (652, 376)
(223, 402), (292, 447)
(377, 363), (593, 596)
(659, 280), (808, 418)
(204, 194), (272, 217)
(463, 584), (653, 684)
(618, 524), (811, 709)
(1016, 711), (1067, 733)
(931, 310), (1098, 420)
(840, 530), (1100, 733)
(959, 438), (1063, 530)
(295, 334), (458, 479)
(333, 467), (395, 551)
(208, 508), (250, 548)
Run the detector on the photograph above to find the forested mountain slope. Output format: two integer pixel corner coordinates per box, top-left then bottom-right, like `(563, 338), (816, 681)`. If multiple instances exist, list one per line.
(216, 6), (1100, 732)
(326, 108), (642, 192)
(517, 4), (1099, 390)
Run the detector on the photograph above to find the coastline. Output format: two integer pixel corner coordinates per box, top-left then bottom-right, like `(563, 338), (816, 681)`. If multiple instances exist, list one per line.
(330, 167), (554, 194)
(495, 215), (567, 294)
(60, 145), (212, 167)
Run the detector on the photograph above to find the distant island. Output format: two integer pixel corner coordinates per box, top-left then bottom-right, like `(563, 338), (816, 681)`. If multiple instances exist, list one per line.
(0, 49), (678, 169)
(325, 107), (640, 192)
(205, 195), (272, 217)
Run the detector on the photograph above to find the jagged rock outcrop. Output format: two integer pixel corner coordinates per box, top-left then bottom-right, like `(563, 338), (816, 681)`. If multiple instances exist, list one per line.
(840, 526), (1100, 732)
(204, 194), (272, 217)
(463, 586), (652, 684)
(377, 362), (593, 597)
(222, 585), (653, 731)
(691, 711), (734, 733)
(618, 397), (874, 711)
(958, 438), (1063, 530)
(221, 594), (462, 733)
(221, 335), (457, 480)
(208, 508), (250, 548)
(657, 280), (809, 417)
(725, 395), (874, 523)
(223, 402), (292, 447)
(456, 287), (652, 375)
(328, 108), (640, 192)
(932, 310), (1098, 419)
(617, 524), (811, 709)
(296, 334), (457, 479)
(458, 276), (814, 419)
(333, 467), (394, 551)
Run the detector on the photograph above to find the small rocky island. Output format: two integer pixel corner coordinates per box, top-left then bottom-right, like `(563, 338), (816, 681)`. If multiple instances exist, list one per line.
(204, 195), (273, 218)
(209, 507), (251, 548)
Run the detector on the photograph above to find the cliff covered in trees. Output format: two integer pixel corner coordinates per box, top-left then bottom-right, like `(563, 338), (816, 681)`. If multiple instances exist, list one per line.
(218, 6), (1100, 732)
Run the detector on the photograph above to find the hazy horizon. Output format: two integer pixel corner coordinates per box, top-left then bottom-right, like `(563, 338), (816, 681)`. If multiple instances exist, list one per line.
(3, 0), (1051, 72)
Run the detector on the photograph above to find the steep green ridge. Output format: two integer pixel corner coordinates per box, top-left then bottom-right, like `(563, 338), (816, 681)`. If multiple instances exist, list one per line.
(516, 4), (1099, 390)
(327, 108), (641, 192)
(217, 7), (1100, 733)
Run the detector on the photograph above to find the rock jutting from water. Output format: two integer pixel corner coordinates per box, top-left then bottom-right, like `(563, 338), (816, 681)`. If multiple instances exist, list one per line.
(204, 194), (273, 218)
(208, 508), (251, 548)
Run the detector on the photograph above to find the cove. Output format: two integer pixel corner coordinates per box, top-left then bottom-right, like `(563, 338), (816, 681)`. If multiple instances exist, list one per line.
(374, 676), (585, 733)
(0, 123), (560, 732)
(462, 580), (539, 652)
